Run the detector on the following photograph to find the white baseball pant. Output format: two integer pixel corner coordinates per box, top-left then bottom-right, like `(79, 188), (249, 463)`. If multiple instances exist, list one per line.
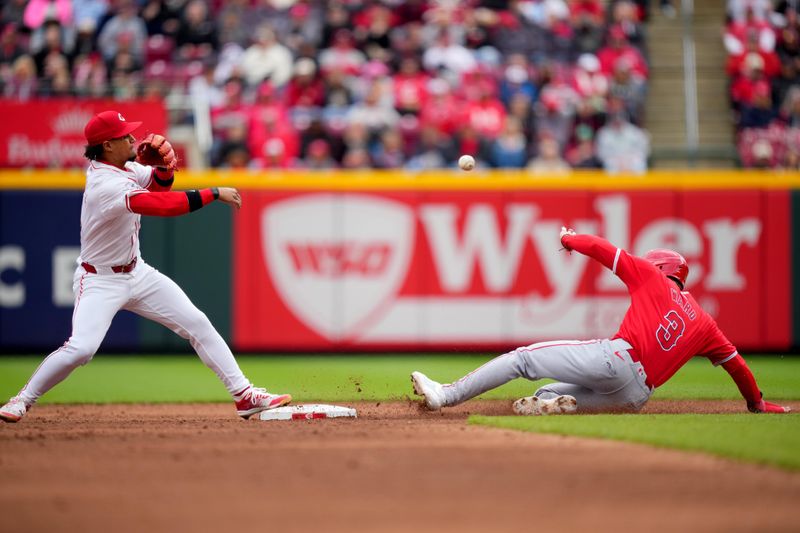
(18, 260), (250, 405)
(441, 338), (653, 413)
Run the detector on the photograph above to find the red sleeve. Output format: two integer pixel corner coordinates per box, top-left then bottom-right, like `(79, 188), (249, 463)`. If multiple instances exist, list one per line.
(127, 189), (216, 217)
(700, 320), (739, 364)
(721, 354), (761, 405)
(561, 233), (655, 290)
(146, 168), (175, 192)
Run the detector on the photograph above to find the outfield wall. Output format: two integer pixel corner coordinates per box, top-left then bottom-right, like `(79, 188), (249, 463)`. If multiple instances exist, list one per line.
(1, 170), (798, 353)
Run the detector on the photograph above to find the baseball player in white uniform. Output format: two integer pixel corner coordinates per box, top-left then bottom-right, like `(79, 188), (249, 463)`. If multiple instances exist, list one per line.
(0, 110), (291, 423)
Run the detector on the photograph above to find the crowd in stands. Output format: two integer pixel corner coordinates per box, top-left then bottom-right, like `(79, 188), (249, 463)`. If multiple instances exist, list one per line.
(725, 0), (800, 168)
(1, 0), (653, 172)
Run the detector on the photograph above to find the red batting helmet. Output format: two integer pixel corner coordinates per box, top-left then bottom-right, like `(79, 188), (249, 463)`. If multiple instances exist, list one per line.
(644, 249), (689, 289)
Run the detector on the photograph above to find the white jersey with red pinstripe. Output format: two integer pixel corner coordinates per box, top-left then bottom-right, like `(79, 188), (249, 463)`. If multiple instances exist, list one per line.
(79, 160), (153, 268)
(8, 160), (253, 410)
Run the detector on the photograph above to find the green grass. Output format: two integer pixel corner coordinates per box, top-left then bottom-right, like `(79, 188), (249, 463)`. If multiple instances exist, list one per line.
(0, 354), (797, 404)
(1, 353), (798, 470)
(470, 414), (800, 470)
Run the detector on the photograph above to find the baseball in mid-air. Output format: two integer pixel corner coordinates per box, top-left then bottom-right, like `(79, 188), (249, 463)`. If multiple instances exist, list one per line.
(458, 154), (475, 171)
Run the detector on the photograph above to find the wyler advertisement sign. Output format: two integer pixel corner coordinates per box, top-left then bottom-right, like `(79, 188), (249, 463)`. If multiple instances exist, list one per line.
(0, 100), (166, 168)
(232, 190), (790, 351)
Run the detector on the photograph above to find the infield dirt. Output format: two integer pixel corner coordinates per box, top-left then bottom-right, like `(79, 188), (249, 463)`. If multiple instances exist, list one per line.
(1, 400), (798, 533)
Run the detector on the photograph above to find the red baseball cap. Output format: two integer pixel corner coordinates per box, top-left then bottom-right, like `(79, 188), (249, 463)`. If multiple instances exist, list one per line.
(84, 110), (142, 145)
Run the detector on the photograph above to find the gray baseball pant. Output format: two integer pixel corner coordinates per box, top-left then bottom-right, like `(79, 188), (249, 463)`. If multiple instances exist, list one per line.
(441, 338), (653, 413)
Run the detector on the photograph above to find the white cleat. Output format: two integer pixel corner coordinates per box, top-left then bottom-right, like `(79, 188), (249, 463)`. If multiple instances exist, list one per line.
(0, 396), (28, 423)
(512, 394), (577, 416)
(411, 371), (446, 411)
(234, 386), (292, 420)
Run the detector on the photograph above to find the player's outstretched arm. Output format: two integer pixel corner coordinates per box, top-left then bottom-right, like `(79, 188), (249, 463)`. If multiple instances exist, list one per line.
(721, 355), (791, 413)
(128, 187), (241, 217)
(559, 227), (618, 270)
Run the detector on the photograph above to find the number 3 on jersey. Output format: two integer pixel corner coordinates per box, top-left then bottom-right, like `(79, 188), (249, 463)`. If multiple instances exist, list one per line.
(656, 310), (685, 351)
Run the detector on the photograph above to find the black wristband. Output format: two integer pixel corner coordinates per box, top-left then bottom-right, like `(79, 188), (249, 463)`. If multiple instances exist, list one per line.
(186, 190), (203, 212)
(212, 187), (220, 199)
(154, 173), (174, 187)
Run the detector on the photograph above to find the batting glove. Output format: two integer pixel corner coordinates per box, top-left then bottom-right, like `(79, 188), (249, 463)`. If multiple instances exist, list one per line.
(748, 399), (792, 413)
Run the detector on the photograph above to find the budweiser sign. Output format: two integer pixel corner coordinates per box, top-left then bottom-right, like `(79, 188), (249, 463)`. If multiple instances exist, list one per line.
(0, 100), (166, 168)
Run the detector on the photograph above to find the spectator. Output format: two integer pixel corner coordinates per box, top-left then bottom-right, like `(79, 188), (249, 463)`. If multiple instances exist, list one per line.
(418, 77), (459, 135)
(286, 57), (325, 108)
(216, 0), (250, 47)
(97, 0), (147, 64)
(780, 87), (800, 127)
(1, 0), (28, 27)
(527, 135), (571, 173)
(773, 47), (800, 108)
(535, 80), (580, 149)
(507, 91), (536, 140)
(188, 58), (224, 110)
(566, 123), (603, 168)
(216, 122), (251, 169)
(353, 2), (395, 61)
(303, 139), (338, 169)
(404, 125), (451, 169)
(73, 0), (109, 36)
(239, 23), (293, 88)
(321, 2), (351, 48)
(609, 57), (647, 124)
(140, 0), (179, 38)
(596, 107), (650, 173)
(0, 23), (25, 68)
(727, 0), (773, 23)
(347, 83), (401, 138)
(212, 42), (244, 86)
(750, 138), (776, 168)
(371, 129), (407, 168)
(725, 7), (776, 56)
(393, 55), (429, 115)
(72, 0), (108, 58)
(319, 29), (366, 75)
(464, 79), (507, 140)
(72, 52), (107, 97)
(455, 122), (491, 166)
(572, 53), (609, 111)
(3, 54), (38, 99)
(32, 20), (72, 80)
(39, 49), (72, 96)
(281, 3), (324, 54)
(729, 53), (772, 111)
(570, 0), (606, 54)
(609, 0), (647, 55)
(739, 84), (777, 129)
(597, 25), (648, 80)
(726, 31), (781, 80)
(776, 25), (800, 69)
(499, 62), (537, 107)
(250, 120), (300, 169)
(174, 0), (217, 60)
(341, 146), (372, 169)
(490, 116), (528, 168)
(23, 0), (73, 30)
(422, 28), (477, 77)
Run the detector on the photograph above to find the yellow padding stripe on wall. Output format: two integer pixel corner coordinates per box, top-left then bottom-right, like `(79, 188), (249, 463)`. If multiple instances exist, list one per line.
(1, 169), (800, 191)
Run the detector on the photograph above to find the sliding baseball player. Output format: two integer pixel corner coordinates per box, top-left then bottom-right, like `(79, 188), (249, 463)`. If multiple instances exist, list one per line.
(1, 110), (291, 423)
(412, 227), (790, 415)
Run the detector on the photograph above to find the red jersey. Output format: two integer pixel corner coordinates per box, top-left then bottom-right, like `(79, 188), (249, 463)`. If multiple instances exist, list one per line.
(563, 234), (738, 388)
